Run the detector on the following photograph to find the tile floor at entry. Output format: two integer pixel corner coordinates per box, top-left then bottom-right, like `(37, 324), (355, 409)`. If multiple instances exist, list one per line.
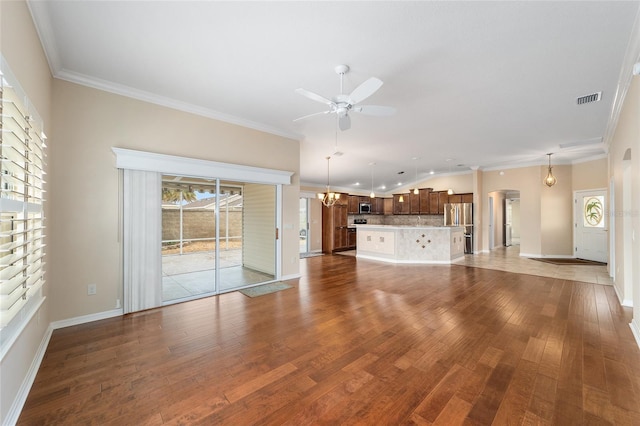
(452, 245), (613, 285)
(162, 249), (273, 301)
(339, 245), (612, 285)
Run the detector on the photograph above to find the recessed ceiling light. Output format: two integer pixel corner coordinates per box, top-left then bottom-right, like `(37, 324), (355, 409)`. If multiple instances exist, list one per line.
(429, 170), (434, 175)
(354, 182), (360, 186)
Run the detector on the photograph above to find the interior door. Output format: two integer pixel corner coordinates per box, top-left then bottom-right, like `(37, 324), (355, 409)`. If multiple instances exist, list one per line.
(574, 190), (607, 263)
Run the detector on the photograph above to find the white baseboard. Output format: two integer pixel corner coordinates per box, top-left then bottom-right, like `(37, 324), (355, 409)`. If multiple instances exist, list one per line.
(4, 325), (53, 426)
(280, 273), (301, 282)
(518, 252), (539, 258)
(613, 283), (634, 307)
(6, 308), (124, 424)
(50, 308), (124, 330)
(520, 253), (580, 259)
(630, 319), (640, 350)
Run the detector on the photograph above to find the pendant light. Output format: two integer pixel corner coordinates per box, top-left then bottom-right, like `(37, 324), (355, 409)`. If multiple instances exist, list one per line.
(369, 162), (375, 198)
(318, 156), (340, 206)
(544, 153), (557, 187)
(412, 157), (419, 195)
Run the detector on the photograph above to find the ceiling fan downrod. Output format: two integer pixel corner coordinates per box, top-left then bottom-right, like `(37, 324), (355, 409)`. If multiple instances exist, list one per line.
(335, 64), (349, 95)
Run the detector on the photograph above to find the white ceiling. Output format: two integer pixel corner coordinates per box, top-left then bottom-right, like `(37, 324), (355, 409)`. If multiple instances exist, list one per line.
(28, 1), (640, 194)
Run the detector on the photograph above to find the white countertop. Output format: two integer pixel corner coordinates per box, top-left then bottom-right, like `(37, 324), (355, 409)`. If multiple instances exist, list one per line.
(354, 224), (463, 230)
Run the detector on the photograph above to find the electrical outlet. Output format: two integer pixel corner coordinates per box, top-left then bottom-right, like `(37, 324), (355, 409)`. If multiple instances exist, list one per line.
(87, 284), (97, 295)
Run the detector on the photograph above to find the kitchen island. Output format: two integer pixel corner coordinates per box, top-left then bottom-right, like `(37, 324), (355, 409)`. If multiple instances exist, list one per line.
(356, 225), (465, 264)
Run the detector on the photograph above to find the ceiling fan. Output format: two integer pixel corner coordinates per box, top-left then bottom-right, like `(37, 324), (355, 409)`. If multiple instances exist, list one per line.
(294, 65), (396, 131)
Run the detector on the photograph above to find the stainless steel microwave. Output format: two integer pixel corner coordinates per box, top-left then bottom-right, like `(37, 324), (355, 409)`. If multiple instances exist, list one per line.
(359, 203), (371, 214)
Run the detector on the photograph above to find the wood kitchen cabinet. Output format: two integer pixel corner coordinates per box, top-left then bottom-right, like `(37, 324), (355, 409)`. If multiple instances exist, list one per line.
(428, 190), (448, 214)
(347, 227), (357, 249)
(448, 193), (473, 204)
(448, 194), (462, 204)
(461, 193), (474, 203)
(393, 193), (411, 214)
(419, 188), (431, 213)
(409, 191), (420, 214)
(367, 196), (382, 214)
(383, 198), (393, 215)
(322, 201), (349, 253)
(347, 195), (359, 214)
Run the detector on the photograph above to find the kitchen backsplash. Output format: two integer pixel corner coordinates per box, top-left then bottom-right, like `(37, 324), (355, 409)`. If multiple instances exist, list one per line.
(349, 214), (444, 227)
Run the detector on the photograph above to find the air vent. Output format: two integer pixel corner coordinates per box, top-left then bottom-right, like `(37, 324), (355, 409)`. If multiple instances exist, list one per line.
(576, 92), (601, 105)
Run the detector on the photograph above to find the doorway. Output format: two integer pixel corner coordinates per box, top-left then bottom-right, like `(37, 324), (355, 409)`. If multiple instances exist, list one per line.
(574, 189), (608, 263)
(299, 198), (310, 254)
(504, 194), (521, 247)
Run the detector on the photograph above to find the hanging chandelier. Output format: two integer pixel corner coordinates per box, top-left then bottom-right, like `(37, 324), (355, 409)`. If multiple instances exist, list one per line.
(318, 156), (340, 207)
(544, 153), (557, 187)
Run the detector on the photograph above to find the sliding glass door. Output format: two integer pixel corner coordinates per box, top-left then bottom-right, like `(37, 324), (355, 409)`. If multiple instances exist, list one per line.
(161, 176), (276, 304)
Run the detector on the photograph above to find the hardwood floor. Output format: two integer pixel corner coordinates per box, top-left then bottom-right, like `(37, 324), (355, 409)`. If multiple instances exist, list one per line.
(18, 255), (640, 425)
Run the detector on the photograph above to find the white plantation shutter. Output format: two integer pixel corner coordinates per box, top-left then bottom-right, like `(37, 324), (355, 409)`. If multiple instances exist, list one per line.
(0, 56), (47, 349)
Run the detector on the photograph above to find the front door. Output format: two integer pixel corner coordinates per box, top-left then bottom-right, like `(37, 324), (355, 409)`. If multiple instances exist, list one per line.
(574, 189), (607, 263)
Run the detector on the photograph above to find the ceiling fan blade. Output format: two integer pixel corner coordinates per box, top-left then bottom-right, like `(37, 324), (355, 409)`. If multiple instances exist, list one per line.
(353, 105), (396, 116)
(295, 88), (334, 106)
(348, 77), (383, 104)
(293, 110), (331, 122)
(338, 114), (351, 131)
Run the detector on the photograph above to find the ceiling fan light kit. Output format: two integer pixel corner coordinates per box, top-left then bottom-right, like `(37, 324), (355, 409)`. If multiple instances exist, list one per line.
(294, 64), (396, 131)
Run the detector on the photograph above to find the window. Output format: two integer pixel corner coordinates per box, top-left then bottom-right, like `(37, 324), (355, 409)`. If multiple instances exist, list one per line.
(583, 195), (604, 228)
(0, 56), (47, 352)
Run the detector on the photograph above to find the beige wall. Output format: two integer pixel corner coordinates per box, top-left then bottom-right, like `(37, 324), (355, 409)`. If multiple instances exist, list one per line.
(1, 1), (53, 423)
(479, 162), (582, 257)
(480, 166), (543, 255)
(572, 157), (608, 191)
(540, 164), (573, 256)
(609, 75), (640, 315)
(49, 80), (299, 321)
(488, 191), (506, 249)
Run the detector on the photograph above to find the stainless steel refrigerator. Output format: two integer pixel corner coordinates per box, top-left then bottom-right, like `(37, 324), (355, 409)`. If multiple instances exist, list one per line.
(444, 203), (473, 254)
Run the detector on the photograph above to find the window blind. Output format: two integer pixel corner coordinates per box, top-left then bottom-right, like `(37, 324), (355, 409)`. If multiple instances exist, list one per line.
(0, 57), (46, 336)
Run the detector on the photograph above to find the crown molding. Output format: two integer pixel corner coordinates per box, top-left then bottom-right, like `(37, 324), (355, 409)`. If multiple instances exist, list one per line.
(27, 1), (302, 142)
(27, 0), (61, 76)
(55, 69), (301, 141)
(603, 5), (640, 148)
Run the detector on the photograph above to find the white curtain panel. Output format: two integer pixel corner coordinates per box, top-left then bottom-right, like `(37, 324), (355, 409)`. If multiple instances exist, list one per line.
(123, 169), (162, 313)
